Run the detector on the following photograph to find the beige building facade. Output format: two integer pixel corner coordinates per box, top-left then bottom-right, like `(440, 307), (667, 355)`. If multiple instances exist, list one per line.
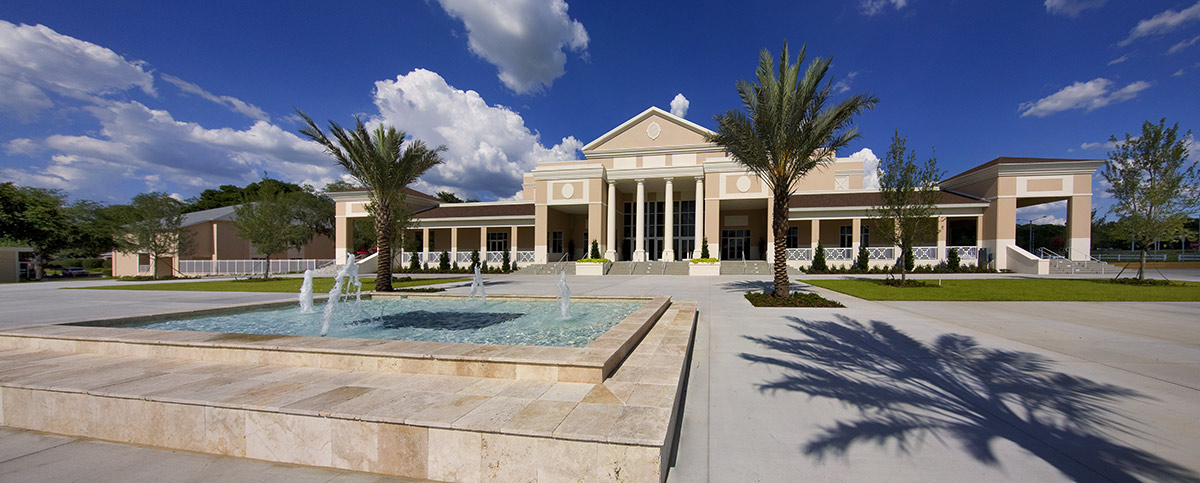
(331, 107), (1103, 273)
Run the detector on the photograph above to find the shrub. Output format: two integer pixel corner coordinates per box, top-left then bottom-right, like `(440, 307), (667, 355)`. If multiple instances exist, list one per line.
(470, 249), (480, 270)
(701, 236), (711, 259)
(744, 291), (844, 307)
(502, 250), (511, 272)
(946, 248), (960, 272)
(690, 258), (718, 263)
(902, 246), (915, 272)
(409, 253), (420, 272)
(439, 251), (450, 271)
(812, 241), (828, 272)
(853, 245), (870, 271)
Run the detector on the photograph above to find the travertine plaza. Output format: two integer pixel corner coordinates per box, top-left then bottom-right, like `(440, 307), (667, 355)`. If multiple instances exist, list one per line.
(331, 107), (1104, 273)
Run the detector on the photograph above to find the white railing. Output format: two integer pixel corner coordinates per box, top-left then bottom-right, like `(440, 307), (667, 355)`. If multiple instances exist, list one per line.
(486, 251), (503, 263)
(427, 252), (440, 263)
(177, 259), (334, 275)
(786, 248), (812, 261)
(913, 246), (938, 260)
(400, 252), (413, 264)
(516, 251), (535, 263)
(1095, 253), (1169, 261)
(867, 247), (894, 260)
(456, 252), (473, 263)
(824, 247), (853, 261)
(949, 246), (978, 260)
(1180, 254), (1200, 261)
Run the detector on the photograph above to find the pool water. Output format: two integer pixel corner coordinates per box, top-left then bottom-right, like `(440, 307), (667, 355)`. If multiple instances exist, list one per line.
(129, 298), (641, 348)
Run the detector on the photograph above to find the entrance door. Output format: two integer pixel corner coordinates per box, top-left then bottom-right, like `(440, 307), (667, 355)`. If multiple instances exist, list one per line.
(721, 229), (750, 260)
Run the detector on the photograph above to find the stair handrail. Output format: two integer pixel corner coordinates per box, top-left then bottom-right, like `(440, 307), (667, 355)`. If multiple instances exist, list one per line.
(1036, 247), (1065, 259)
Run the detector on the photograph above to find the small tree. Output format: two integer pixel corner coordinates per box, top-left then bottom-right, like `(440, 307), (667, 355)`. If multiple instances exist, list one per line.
(233, 188), (312, 279)
(470, 249), (480, 270)
(946, 246), (961, 272)
(700, 236), (711, 259)
(854, 244), (869, 271)
(409, 251), (420, 272)
(1103, 118), (1199, 281)
(122, 192), (192, 279)
(439, 251), (450, 271)
(501, 249), (511, 272)
(812, 240), (828, 272)
(901, 246), (915, 272)
(567, 239), (576, 261)
(870, 131), (943, 282)
(589, 240), (601, 259)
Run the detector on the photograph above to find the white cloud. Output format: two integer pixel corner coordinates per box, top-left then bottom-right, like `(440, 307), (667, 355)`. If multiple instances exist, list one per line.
(160, 73), (269, 121)
(859, 0), (907, 16)
(1016, 200), (1068, 225)
(1044, 0), (1106, 17)
(0, 20), (154, 121)
(436, 0), (589, 94)
(371, 69), (582, 200)
(4, 138), (37, 155)
(1175, 69), (1186, 77)
(849, 148), (881, 190)
(1080, 140), (1117, 150)
(669, 93), (689, 118)
(1019, 78), (1151, 117)
(1120, 1), (1200, 46)
(832, 71), (860, 95)
(1107, 54), (1129, 65)
(1167, 35), (1200, 54)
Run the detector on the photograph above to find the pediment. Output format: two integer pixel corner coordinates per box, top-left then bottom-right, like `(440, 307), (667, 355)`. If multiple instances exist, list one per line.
(582, 107), (715, 153)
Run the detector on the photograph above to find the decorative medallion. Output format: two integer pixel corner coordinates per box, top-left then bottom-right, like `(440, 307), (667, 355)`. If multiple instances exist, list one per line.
(561, 183), (575, 199)
(646, 121), (661, 140)
(736, 175), (752, 193)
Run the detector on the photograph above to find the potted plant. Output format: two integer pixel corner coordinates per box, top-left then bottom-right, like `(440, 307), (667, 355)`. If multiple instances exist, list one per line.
(689, 236), (720, 276)
(576, 240), (611, 275)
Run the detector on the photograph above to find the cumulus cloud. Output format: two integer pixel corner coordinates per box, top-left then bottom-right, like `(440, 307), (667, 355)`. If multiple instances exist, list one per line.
(849, 148), (881, 190)
(1120, 1), (1200, 46)
(1019, 78), (1151, 117)
(1044, 0), (1106, 17)
(160, 73), (269, 121)
(832, 71), (860, 95)
(669, 93), (689, 118)
(1080, 140), (1117, 150)
(371, 69), (581, 200)
(436, 0), (588, 94)
(859, 0), (907, 15)
(1016, 200), (1068, 225)
(1167, 35), (1200, 54)
(0, 20), (154, 121)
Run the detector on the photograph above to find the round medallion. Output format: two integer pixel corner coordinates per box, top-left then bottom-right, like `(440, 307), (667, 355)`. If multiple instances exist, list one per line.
(736, 175), (752, 193)
(561, 183), (575, 198)
(646, 122), (661, 140)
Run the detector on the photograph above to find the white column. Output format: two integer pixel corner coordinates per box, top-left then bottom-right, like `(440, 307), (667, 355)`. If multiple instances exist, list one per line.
(422, 227), (430, 266)
(633, 178), (646, 262)
(605, 181), (617, 261)
(694, 176), (704, 259)
(510, 226), (519, 267)
(480, 228), (487, 267)
(936, 217), (947, 261)
(662, 178), (675, 261)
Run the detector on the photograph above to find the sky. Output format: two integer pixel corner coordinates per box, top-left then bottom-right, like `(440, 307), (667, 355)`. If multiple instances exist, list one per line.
(2, 0), (1199, 225)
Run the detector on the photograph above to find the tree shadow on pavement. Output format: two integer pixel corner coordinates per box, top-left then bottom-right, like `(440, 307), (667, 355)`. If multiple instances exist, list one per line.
(740, 315), (1200, 482)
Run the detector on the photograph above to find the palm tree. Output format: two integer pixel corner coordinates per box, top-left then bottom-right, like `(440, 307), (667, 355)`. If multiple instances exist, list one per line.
(707, 42), (878, 298)
(297, 111), (444, 291)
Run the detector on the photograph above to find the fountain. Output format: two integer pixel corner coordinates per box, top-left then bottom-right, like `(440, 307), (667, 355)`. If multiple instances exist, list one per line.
(466, 264), (486, 302)
(321, 254), (356, 336)
(298, 269), (316, 313)
(348, 258), (363, 316)
(555, 269), (571, 318)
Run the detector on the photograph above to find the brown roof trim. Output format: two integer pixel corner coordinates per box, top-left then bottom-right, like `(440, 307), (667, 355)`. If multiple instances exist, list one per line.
(328, 186), (440, 202)
(414, 203), (535, 219)
(789, 190), (983, 209)
(945, 157), (1098, 182)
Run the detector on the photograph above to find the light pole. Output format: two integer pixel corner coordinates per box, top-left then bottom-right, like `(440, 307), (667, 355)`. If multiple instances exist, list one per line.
(1017, 215), (1054, 254)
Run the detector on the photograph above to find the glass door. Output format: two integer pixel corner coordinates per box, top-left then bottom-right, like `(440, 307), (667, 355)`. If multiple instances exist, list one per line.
(721, 229), (750, 260)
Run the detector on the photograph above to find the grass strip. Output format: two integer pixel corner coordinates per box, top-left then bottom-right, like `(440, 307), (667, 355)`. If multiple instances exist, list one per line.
(803, 278), (1200, 302)
(71, 277), (469, 293)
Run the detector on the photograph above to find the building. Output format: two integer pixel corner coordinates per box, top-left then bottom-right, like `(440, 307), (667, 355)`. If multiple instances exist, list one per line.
(0, 244), (33, 283)
(330, 107), (1102, 273)
(111, 204), (336, 277)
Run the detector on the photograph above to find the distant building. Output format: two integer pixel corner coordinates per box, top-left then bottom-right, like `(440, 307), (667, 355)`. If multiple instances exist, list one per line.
(328, 107), (1101, 273)
(0, 244), (33, 283)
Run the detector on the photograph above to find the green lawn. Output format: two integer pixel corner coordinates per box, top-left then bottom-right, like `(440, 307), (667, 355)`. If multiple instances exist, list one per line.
(73, 277), (470, 293)
(804, 278), (1200, 302)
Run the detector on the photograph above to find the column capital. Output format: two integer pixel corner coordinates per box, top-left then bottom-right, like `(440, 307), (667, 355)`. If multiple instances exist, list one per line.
(695, 175), (705, 182)
(634, 178), (645, 184)
(663, 177), (674, 183)
(607, 180), (617, 187)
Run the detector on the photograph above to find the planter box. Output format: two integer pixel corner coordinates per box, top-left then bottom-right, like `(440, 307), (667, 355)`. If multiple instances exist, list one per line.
(576, 261), (610, 276)
(689, 262), (720, 276)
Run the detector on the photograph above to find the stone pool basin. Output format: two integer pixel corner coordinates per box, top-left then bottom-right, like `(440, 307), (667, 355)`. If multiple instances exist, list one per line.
(0, 293), (697, 482)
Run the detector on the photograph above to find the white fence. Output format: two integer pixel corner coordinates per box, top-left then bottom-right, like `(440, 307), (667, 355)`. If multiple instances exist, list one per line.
(824, 248), (853, 261)
(913, 246), (938, 260)
(517, 251), (535, 263)
(786, 248), (812, 261)
(949, 246), (978, 260)
(866, 247), (894, 260)
(177, 259), (334, 276)
(1095, 253), (1169, 261)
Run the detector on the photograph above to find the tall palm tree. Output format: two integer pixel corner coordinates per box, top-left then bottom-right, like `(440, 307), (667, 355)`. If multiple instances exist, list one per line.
(707, 42), (878, 298)
(297, 111), (444, 291)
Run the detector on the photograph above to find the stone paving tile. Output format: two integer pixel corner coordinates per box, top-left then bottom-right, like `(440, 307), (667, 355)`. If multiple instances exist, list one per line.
(496, 379), (554, 399)
(404, 393), (490, 428)
(451, 396), (531, 432)
(282, 386), (375, 417)
(539, 381), (595, 402)
(553, 402), (625, 442)
(500, 399), (577, 438)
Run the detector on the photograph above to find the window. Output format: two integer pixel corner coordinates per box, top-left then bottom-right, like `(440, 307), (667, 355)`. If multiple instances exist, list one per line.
(860, 225), (869, 247)
(839, 225), (852, 248)
(786, 226), (799, 249)
(551, 231), (563, 253)
(487, 232), (508, 252)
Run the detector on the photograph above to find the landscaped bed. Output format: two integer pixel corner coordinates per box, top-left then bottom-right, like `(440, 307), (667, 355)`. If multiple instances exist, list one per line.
(745, 291), (845, 307)
(71, 276), (469, 293)
(804, 278), (1200, 302)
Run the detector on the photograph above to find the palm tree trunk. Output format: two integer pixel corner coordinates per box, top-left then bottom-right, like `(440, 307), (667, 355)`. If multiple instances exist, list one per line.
(375, 209), (394, 291)
(773, 193), (790, 297)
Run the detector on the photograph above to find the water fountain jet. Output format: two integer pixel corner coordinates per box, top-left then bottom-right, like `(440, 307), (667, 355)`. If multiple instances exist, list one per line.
(466, 264), (486, 302)
(321, 254), (356, 336)
(556, 270), (571, 319)
(299, 269), (316, 313)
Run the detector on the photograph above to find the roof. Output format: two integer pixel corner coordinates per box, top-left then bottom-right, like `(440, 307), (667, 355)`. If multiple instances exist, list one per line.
(582, 106), (716, 152)
(945, 157), (1099, 182)
(180, 205), (239, 226)
(789, 190), (984, 209)
(414, 203), (535, 219)
(326, 186), (441, 203)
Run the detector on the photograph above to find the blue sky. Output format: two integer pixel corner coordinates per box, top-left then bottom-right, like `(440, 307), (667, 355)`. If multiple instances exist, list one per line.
(2, 1), (1198, 223)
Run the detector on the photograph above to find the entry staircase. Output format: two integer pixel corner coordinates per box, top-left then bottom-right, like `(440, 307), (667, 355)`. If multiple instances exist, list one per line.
(1038, 248), (1118, 275)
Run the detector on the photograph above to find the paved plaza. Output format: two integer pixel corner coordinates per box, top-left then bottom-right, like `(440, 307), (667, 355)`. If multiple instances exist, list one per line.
(0, 274), (1197, 482)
